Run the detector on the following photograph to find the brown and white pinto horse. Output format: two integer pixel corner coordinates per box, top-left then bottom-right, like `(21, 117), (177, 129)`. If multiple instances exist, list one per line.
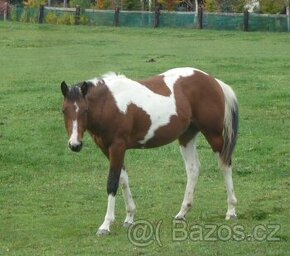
(60, 67), (239, 235)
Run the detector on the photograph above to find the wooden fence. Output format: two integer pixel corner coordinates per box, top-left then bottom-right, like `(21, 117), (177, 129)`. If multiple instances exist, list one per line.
(1, 4), (289, 32)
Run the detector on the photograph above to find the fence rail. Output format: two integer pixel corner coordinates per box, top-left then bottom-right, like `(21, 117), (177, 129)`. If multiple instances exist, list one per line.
(1, 5), (289, 32)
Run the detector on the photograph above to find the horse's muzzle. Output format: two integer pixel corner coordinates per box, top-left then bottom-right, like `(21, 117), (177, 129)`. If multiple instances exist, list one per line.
(69, 141), (83, 152)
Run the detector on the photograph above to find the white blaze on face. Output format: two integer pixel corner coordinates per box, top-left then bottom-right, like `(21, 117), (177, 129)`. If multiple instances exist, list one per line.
(69, 120), (80, 146)
(74, 101), (79, 113)
(69, 101), (80, 146)
(96, 67), (197, 144)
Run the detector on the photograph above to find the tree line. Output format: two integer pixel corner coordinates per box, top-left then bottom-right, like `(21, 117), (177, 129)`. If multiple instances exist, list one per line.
(8, 0), (290, 14)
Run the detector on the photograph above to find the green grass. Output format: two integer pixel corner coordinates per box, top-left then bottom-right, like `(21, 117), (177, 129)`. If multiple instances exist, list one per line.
(0, 22), (290, 255)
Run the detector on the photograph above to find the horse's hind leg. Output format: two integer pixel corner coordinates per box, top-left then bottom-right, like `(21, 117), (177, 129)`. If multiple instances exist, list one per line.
(175, 132), (200, 220)
(119, 168), (136, 227)
(204, 133), (237, 220)
(219, 160), (237, 220)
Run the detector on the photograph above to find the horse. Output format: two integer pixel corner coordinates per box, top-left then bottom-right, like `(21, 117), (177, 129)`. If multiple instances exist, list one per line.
(60, 67), (239, 235)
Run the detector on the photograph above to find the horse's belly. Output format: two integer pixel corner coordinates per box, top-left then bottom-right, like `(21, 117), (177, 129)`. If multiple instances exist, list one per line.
(133, 115), (190, 149)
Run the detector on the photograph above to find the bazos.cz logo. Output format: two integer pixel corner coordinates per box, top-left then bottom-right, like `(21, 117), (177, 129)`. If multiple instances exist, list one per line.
(127, 219), (281, 247)
(172, 221), (281, 242)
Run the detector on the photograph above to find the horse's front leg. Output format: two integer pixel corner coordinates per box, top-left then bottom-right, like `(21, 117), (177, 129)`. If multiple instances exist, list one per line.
(97, 141), (126, 236)
(120, 168), (136, 227)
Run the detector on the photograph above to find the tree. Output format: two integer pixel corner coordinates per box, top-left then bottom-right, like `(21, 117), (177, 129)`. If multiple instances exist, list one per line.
(192, 0), (205, 28)
(285, 0), (290, 14)
(23, 0), (46, 7)
(9, 0), (23, 5)
(215, 0), (247, 12)
(69, 0), (91, 8)
(204, 0), (218, 12)
(286, 0), (290, 31)
(259, 0), (286, 13)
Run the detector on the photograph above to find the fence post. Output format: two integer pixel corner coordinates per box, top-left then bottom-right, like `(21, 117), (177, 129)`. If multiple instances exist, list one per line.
(154, 4), (161, 28)
(113, 7), (120, 26)
(4, 2), (8, 21)
(75, 5), (80, 25)
(243, 10), (249, 31)
(197, 4), (203, 29)
(38, 4), (44, 24)
(287, 4), (289, 32)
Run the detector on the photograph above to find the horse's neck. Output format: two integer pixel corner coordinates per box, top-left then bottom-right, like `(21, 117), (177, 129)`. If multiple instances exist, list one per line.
(87, 84), (108, 105)
(86, 85), (111, 134)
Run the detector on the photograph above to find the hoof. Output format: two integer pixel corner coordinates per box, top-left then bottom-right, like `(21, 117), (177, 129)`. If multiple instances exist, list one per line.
(123, 222), (134, 228)
(96, 229), (110, 236)
(174, 215), (186, 221)
(225, 214), (237, 220)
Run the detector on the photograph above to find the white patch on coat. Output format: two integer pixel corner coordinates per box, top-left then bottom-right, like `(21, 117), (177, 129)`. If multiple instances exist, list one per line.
(87, 77), (100, 86)
(69, 120), (80, 146)
(87, 72), (125, 86)
(160, 68), (195, 93)
(95, 68), (197, 144)
(160, 67), (207, 82)
(100, 75), (177, 144)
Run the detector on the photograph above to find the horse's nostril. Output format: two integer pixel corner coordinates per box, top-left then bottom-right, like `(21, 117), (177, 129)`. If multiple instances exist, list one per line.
(69, 142), (83, 152)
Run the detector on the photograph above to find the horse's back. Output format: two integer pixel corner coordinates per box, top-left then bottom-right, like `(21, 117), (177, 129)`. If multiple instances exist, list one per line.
(97, 68), (233, 149)
(146, 68), (226, 134)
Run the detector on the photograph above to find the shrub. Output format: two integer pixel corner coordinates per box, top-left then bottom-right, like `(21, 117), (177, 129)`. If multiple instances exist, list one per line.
(11, 6), (19, 21)
(57, 13), (75, 25)
(80, 15), (89, 25)
(20, 8), (38, 22)
(20, 8), (30, 22)
(45, 11), (58, 24)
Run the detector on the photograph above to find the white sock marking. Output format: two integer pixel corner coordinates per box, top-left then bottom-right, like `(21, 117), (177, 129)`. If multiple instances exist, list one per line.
(98, 194), (115, 232)
(221, 164), (237, 219)
(175, 137), (200, 219)
(119, 169), (136, 224)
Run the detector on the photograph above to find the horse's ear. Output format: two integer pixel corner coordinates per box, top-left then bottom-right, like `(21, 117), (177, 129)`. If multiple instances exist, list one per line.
(61, 81), (69, 97)
(80, 82), (88, 97)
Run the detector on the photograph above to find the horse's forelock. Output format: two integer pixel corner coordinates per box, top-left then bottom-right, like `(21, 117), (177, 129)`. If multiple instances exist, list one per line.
(67, 86), (82, 100)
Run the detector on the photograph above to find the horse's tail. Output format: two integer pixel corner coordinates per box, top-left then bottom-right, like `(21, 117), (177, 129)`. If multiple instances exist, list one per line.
(218, 79), (239, 166)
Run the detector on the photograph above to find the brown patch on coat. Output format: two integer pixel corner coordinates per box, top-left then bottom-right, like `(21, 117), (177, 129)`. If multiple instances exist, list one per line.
(175, 70), (225, 152)
(138, 75), (171, 96)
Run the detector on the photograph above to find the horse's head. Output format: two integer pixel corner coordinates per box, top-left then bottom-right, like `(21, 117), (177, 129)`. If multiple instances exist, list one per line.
(61, 81), (89, 152)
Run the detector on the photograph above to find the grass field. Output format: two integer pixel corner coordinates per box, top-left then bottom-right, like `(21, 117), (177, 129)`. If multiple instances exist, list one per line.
(0, 22), (290, 255)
